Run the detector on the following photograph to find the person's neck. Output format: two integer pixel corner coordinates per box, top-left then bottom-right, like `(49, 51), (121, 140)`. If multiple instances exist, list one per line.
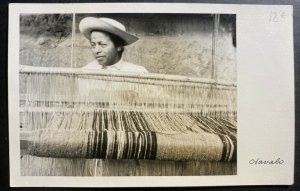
(101, 56), (122, 68)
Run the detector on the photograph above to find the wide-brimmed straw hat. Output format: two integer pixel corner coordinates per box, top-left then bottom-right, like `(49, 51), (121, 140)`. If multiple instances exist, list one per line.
(79, 17), (138, 45)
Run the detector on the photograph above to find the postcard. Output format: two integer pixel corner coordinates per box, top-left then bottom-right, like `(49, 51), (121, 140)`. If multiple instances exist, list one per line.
(8, 3), (294, 187)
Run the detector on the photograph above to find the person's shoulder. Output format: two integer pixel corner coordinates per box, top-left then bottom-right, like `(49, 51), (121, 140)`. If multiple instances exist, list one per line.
(122, 61), (149, 73)
(81, 60), (102, 69)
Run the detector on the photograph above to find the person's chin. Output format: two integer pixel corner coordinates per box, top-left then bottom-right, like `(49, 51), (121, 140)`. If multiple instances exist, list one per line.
(96, 57), (106, 64)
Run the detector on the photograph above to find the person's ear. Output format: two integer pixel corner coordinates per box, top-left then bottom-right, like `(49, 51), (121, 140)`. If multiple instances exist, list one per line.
(117, 47), (123, 52)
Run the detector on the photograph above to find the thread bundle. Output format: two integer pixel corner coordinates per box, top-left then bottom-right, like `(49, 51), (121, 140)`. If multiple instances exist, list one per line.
(25, 111), (236, 161)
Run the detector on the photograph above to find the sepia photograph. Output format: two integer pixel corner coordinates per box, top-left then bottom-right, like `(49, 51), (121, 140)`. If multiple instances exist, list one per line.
(19, 13), (237, 176)
(8, 3), (294, 187)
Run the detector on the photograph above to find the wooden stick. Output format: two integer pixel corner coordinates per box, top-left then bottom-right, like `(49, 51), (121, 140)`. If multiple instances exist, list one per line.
(19, 106), (236, 113)
(19, 65), (237, 87)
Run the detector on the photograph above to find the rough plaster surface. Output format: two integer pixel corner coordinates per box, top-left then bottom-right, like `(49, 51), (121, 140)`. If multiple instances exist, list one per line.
(20, 14), (236, 81)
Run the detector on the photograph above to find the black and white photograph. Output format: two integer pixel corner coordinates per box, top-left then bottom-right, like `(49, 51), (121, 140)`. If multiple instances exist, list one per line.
(8, 3), (294, 187)
(19, 13), (237, 176)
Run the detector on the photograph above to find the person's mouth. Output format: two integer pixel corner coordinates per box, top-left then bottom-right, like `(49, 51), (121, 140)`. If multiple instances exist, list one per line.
(96, 56), (105, 59)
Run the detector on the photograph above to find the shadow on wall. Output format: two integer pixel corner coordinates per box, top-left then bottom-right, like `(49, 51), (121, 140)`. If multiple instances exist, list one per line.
(20, 13), (236, 81)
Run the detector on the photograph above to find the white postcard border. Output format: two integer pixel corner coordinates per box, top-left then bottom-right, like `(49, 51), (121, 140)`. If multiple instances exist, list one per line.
(8, 3), (294, 187)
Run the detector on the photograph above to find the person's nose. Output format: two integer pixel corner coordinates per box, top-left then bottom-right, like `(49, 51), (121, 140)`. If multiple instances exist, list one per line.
(94, 44), (102, 54)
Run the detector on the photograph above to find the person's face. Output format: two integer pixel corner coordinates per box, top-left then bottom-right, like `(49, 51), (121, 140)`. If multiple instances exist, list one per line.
(90, 31), (121, 66)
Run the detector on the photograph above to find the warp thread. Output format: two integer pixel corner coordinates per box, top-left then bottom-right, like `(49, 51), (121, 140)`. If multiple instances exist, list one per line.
(20, 70), (237, 162)
(20, 71), (237, 119)
(21, 155), (237, 176)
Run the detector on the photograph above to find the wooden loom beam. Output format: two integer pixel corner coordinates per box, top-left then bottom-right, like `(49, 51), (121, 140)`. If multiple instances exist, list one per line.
(19, 65), (237, 87)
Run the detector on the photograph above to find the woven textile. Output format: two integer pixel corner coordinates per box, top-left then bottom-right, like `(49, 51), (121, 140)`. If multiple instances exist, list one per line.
(25, 111), (236, 161)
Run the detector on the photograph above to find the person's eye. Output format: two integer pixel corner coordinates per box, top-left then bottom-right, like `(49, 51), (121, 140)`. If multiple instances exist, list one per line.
(90, 43), (95, 47)
(101, 44), (107, 47)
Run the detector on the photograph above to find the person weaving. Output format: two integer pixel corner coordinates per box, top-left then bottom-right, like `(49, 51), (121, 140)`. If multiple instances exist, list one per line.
(79, 17), (148, 73)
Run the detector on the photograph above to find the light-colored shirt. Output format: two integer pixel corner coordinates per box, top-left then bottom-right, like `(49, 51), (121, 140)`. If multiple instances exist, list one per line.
(81, 59), (149, 74)
(78, 59), (149, 100)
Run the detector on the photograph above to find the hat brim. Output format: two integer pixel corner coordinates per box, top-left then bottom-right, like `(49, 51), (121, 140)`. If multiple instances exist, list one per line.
(79, 17), (138, 45)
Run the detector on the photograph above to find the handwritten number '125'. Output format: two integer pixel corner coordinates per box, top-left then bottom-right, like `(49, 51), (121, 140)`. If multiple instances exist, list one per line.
(269, 11), (286, 23)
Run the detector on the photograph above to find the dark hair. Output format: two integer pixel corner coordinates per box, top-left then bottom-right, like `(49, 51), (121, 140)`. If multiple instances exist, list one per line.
(107, 32), (125, 47)
(107, 32), (125, 55)
(103, 31), (125, 55)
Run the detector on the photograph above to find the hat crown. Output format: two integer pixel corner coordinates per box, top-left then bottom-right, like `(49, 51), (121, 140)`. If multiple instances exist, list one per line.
(79, 17), (138, 45)
(99, 18), (126, 32)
